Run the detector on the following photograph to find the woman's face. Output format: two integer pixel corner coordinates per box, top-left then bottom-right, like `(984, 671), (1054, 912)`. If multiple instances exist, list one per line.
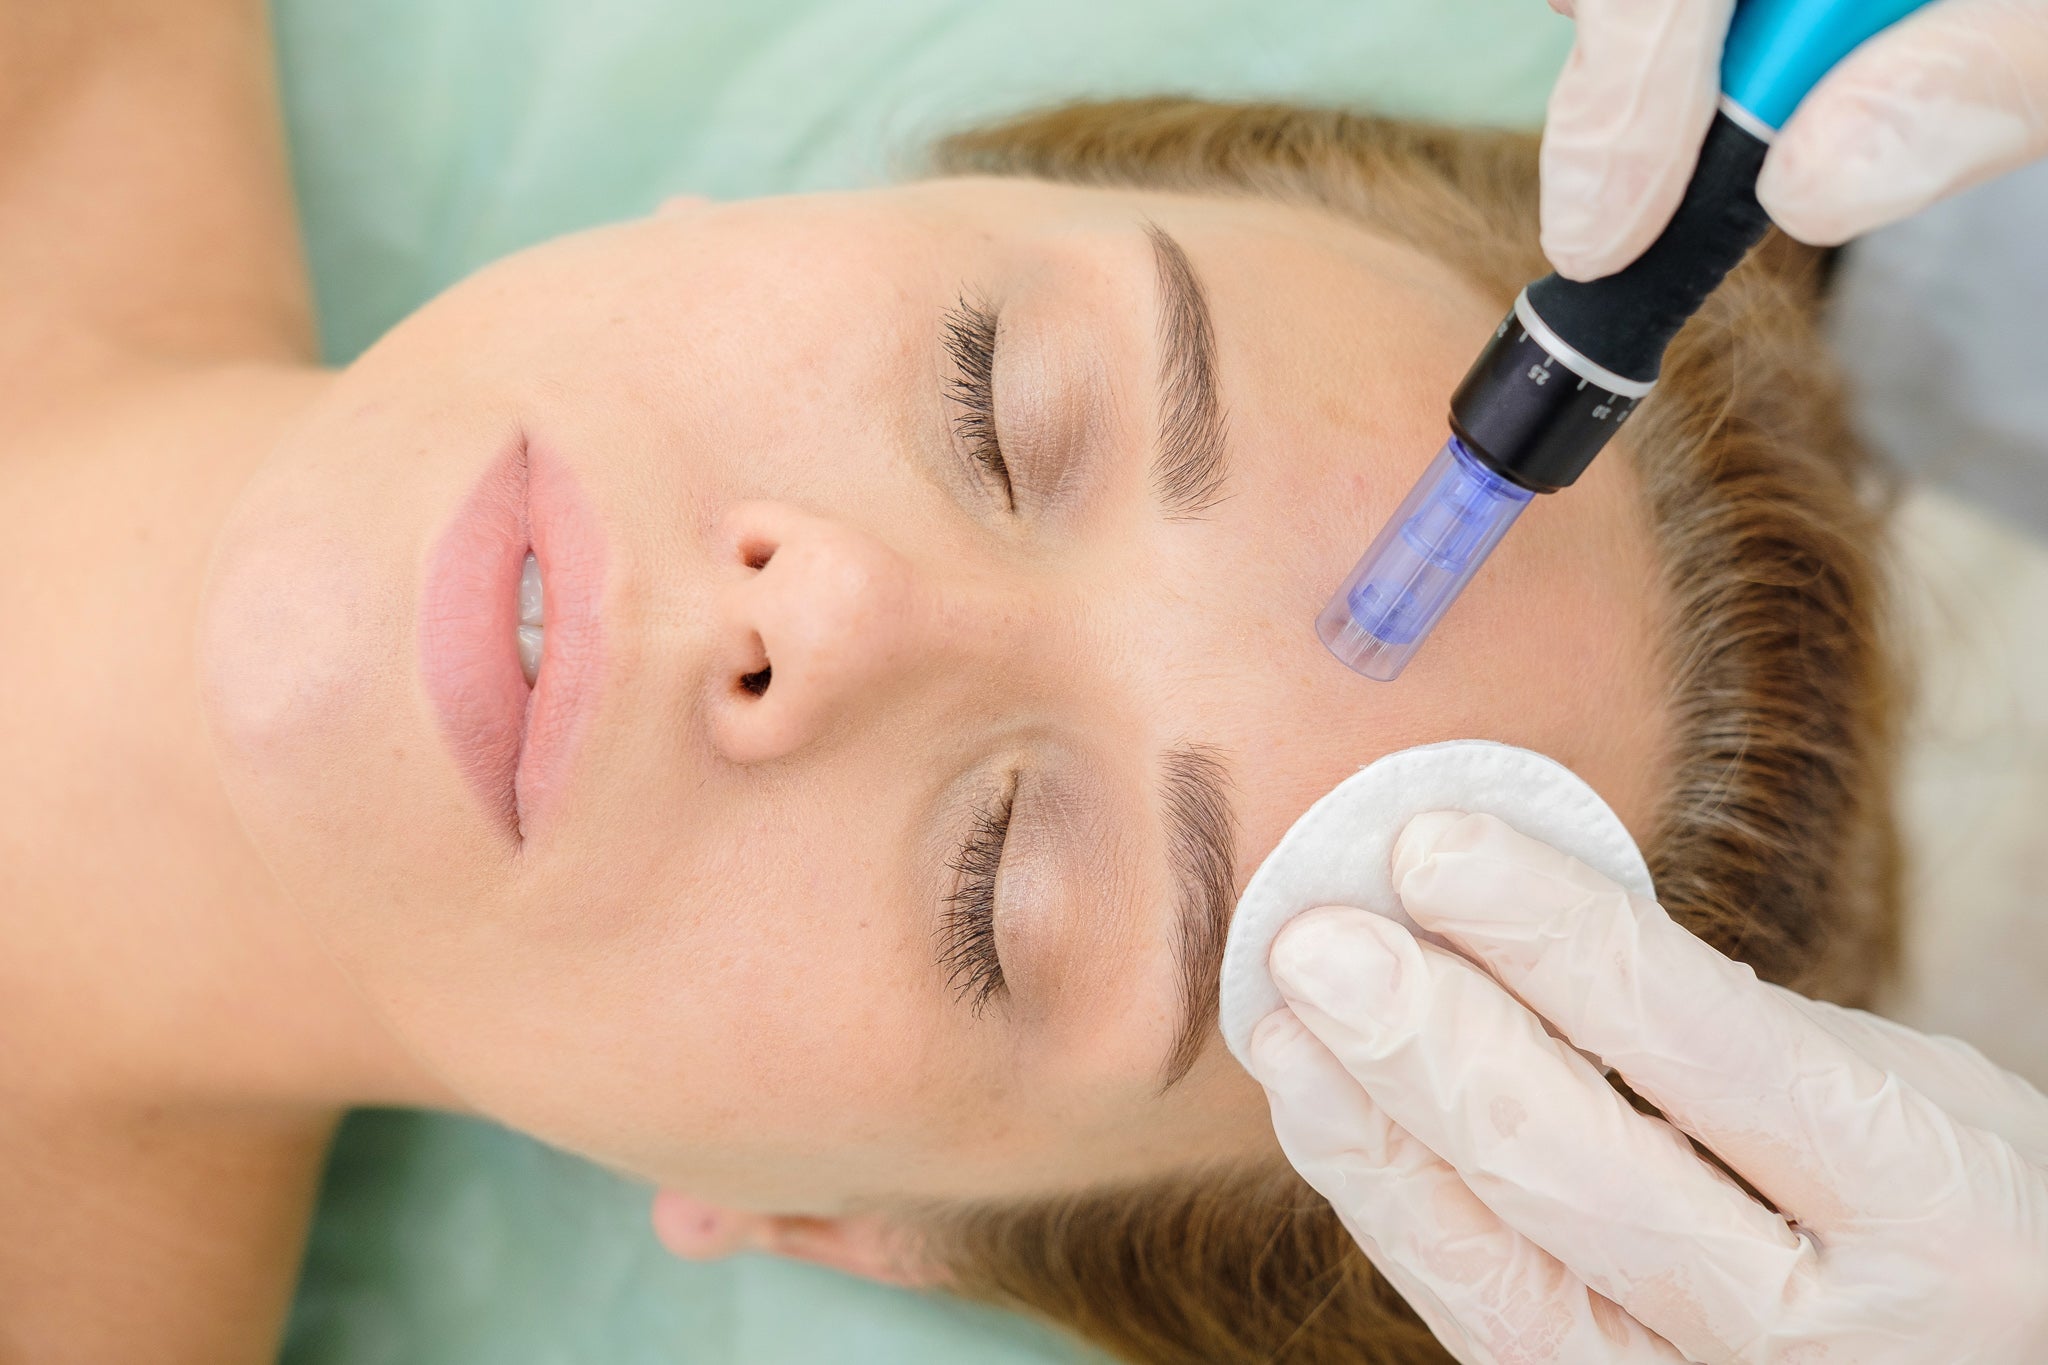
(198, 176), (1670, 1213)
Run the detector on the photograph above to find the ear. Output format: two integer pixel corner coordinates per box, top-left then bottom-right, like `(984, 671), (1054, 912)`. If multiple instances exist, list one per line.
(650, 1190), (777, 1260)
(650, 1191), (944, 1289)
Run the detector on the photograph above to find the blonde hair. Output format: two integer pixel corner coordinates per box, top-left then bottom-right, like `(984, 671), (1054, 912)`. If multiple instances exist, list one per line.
(922, 99), (1902, 1364)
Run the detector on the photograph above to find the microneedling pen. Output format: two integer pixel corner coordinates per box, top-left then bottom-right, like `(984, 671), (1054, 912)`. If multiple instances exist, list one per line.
(1318, 0), (1934, 682)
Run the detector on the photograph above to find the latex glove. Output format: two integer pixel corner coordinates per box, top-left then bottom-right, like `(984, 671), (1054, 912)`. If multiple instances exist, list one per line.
(1244, 811), (2048, 1364)
(1540, 0), (2048, 279)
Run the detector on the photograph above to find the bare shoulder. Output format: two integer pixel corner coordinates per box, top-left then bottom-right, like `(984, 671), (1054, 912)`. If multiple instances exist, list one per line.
(0, 1093), (335, 1365)
(0, 1), (316, 404)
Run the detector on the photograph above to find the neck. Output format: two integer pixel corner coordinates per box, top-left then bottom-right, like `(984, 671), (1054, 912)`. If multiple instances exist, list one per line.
(4, 362), (459, 1120)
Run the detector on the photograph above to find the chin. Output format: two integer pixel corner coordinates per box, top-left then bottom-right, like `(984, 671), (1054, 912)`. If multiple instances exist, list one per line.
(198, 454), (387, 825)
(196, 427), (489, 953)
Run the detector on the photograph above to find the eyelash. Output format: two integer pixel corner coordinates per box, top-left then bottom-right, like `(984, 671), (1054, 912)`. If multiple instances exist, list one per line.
(939, 778), (1014, 1016)
(940, 295), (1014, 508)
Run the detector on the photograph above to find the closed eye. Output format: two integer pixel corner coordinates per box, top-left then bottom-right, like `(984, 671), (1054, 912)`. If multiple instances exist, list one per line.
(940, 294), (1014, 509)
(938, 772), (1014, 1016)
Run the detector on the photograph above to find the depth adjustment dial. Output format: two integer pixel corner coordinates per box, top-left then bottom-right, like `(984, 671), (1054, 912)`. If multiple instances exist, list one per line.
(1447, 305), (1648, 495)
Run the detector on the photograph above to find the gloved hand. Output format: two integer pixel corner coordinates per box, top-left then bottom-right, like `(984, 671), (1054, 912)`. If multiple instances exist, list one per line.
(1540, 0), (2048, 279)
(1244, 811), (2048, 1364)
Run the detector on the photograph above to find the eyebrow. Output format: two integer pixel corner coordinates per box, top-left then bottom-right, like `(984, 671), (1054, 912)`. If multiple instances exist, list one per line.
(1144, 224), (1231, 517)
(1157, 744), (1239, 1091)
(1134, 229), (1238, 1088)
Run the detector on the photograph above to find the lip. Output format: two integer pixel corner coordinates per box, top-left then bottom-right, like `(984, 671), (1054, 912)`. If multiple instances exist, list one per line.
(419, 437), (606, 844)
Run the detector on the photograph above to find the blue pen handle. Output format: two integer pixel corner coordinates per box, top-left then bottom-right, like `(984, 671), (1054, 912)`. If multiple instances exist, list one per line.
(1723, 0), (1936, 132)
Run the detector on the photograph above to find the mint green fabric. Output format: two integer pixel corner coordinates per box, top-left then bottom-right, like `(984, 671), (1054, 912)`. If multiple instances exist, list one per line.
(272, 3), (1571, 1361)
(273, 0), (1571, 363)
(284, 1110), (1090, 1364)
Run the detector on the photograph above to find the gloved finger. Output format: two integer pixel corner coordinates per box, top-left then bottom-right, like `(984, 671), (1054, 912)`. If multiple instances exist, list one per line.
(1758, 0), (2048, 245)
(1540, 0), (1735, 280)
(1248, 1009), (1501, 1363)
(1393, 812), (2000, 1238)
(1245, 1006), (1687, 1365)
(1774, 987), (2048, 1165)
(1270, 907), (1815, 1365)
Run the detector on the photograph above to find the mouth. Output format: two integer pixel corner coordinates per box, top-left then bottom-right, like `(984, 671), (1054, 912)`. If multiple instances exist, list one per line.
(517, 550), (545, 686)
(419, 437), (605, 845)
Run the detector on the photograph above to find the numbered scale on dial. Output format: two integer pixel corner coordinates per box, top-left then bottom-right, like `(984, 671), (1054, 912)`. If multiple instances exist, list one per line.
(1447, 310), (1644, 495)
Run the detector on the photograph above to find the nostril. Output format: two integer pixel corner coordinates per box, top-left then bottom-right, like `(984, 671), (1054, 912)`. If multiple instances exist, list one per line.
(740, 537), (775, 572)
(731, 629), (771, 698)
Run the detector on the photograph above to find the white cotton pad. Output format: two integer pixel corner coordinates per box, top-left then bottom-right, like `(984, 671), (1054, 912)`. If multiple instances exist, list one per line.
(1219, 739), (1655, 1068)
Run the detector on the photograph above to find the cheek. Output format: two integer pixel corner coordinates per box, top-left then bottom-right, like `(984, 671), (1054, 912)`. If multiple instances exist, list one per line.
(458, 784), (949, 1173)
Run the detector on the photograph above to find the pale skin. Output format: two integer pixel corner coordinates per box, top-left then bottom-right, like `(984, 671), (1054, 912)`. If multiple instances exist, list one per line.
(0, 5), (1674, 1362)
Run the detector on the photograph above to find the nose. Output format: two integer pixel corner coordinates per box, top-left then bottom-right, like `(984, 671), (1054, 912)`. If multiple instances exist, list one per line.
(707, 501), (937, 764)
